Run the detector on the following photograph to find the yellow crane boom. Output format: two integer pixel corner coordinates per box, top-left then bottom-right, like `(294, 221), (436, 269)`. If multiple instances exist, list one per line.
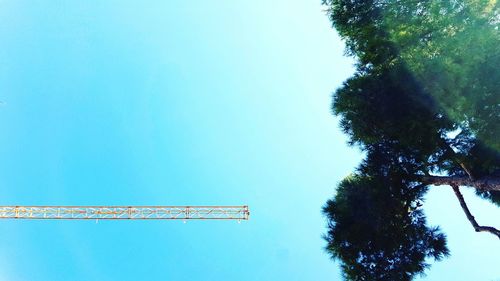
(0, 205), (249, 221)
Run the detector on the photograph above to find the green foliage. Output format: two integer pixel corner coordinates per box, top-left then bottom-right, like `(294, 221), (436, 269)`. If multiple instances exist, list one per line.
(322, 0), (500, 279)
(323, 144), (451, 280)
(323, 174), (449, 281)
(324, 0), (500, 150)
(383, 0), (500, 151)
(334, 62), (451, 153)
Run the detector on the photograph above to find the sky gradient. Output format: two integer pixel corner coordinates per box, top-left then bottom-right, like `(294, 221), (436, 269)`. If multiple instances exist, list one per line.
(0, 1), (498, 281)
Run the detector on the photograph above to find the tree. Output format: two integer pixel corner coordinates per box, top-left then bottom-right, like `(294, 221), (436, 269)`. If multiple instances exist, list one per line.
(321, 0), (500, 279)
(324, 145), (449, 280)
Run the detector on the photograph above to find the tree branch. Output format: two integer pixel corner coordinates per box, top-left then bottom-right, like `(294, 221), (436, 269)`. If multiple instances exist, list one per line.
(443, 143), (475, 180)
(451, 185), (500, 240)
(421, 175), (500, 192)
(459, 162), (474, 180)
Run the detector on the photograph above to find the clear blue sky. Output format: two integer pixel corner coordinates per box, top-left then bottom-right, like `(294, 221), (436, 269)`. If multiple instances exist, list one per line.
(0, 1), (498, 281)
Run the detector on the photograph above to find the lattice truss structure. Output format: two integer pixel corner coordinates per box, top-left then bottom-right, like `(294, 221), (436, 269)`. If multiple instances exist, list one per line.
(0, 206), (249, 220)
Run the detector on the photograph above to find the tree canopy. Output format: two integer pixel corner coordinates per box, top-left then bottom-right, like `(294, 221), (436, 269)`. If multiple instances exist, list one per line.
(322, 0), (500, 279)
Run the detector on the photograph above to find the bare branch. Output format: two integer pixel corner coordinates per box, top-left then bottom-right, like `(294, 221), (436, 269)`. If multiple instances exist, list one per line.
(451, 185), (500, 240)
(459, 162), (474, 180)
(444, 143), (475, 180)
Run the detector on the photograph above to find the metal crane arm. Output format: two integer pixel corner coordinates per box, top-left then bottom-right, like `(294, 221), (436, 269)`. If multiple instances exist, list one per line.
(0, 205), (249, 220)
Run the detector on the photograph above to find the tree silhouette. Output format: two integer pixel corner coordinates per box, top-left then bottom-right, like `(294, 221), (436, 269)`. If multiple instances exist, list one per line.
(322, 0), (499, 279)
